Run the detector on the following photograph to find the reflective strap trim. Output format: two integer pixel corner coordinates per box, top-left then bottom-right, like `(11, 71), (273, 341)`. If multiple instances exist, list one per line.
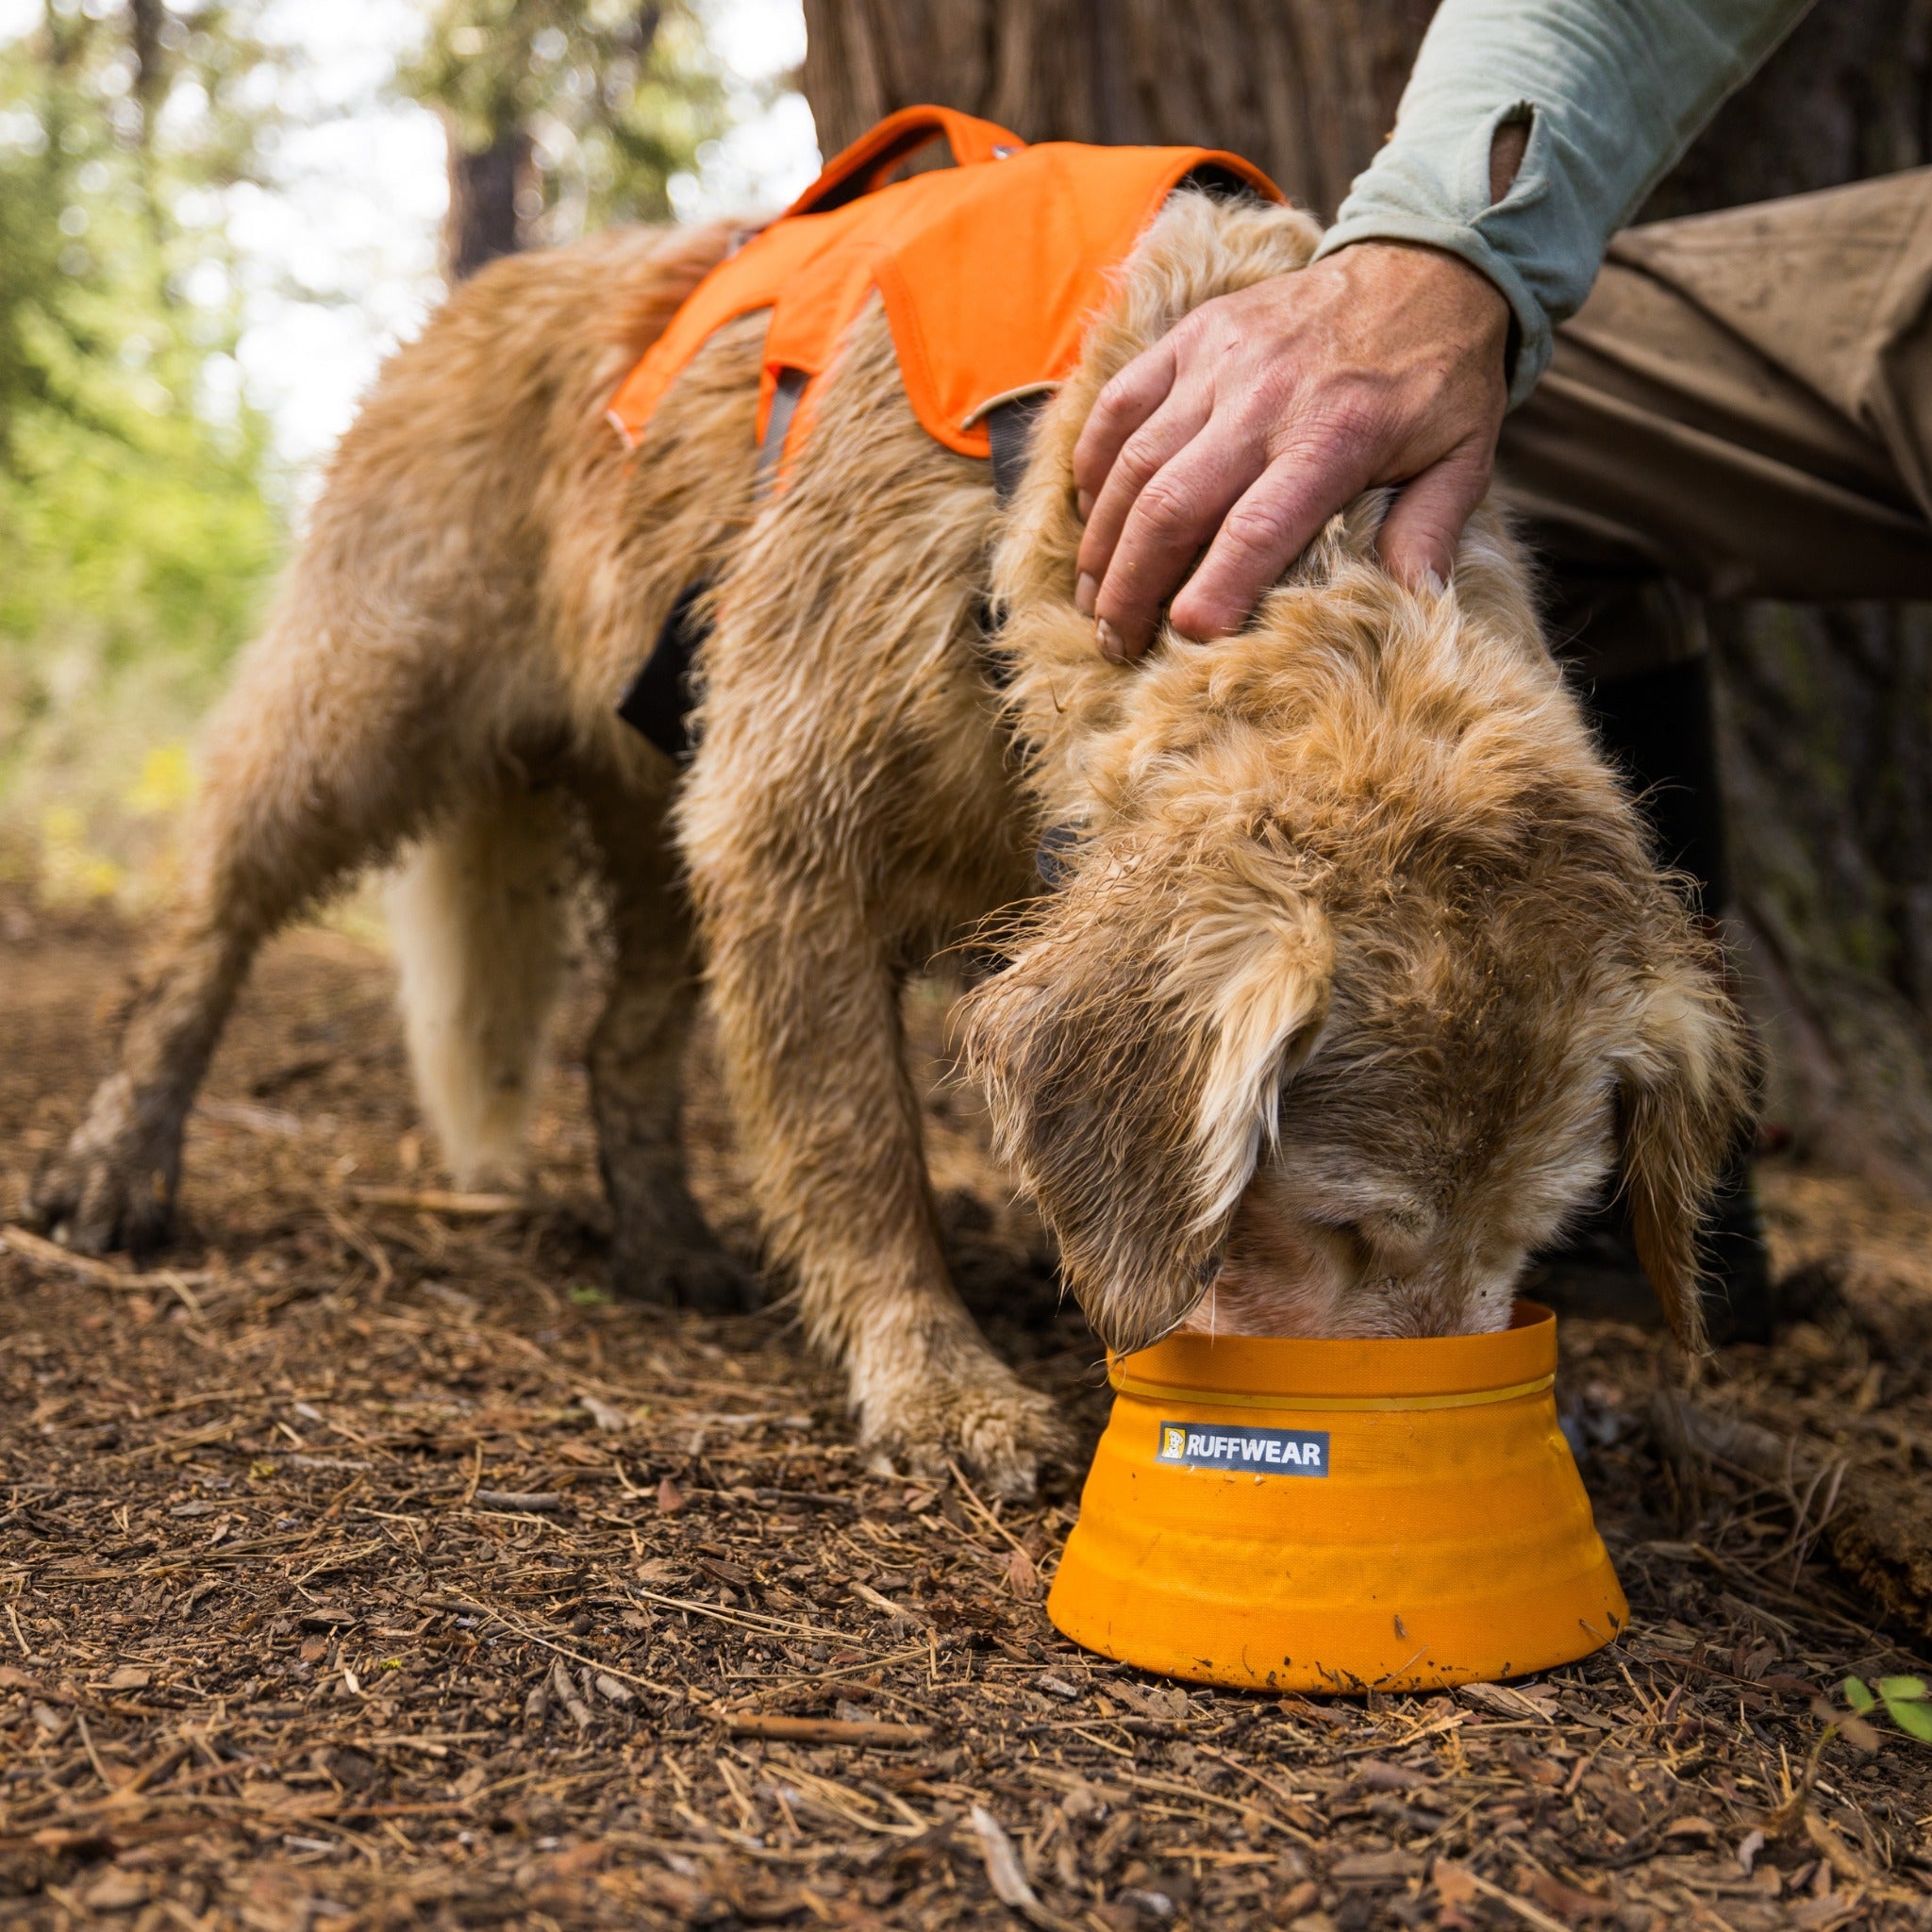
(1106, 1371), (1557, 1413)
(959, 379), (1058, 430)
(756, 367), (810, 492)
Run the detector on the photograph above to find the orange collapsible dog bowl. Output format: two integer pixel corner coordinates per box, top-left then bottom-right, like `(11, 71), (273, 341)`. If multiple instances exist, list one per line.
(1047, 1303), (1626, 1691)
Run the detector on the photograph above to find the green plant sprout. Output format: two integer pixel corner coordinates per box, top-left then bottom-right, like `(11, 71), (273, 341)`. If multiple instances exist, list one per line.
(1843, 1674), (1932, 1743)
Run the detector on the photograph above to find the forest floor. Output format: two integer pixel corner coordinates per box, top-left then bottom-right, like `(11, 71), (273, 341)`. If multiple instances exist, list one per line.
(4, 885), (1932, 1931)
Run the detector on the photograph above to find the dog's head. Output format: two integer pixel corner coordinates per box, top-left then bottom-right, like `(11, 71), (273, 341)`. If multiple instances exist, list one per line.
(961, 525), (1752, 1356)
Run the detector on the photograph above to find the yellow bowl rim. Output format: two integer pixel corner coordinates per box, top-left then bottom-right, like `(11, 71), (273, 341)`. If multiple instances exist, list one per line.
(1109, 1298), (1557, 1401)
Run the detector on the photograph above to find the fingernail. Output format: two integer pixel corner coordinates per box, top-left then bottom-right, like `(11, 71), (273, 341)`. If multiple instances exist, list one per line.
(1421, 568), (1447, 598)
(1096, 617), (1126, 663)
(1074, 573), (1098, 616)
(1076, 491), (1093, 523)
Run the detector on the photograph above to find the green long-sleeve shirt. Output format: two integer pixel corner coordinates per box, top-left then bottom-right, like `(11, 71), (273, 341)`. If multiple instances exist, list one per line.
(1311, 0), (1815, 403)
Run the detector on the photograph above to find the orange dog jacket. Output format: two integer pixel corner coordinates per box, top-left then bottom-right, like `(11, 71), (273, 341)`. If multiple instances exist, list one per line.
(606, 105), (1282, 468)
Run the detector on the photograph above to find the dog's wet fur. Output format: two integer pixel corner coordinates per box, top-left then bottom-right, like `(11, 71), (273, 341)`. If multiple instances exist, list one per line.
(31, 193), (1749, 1494)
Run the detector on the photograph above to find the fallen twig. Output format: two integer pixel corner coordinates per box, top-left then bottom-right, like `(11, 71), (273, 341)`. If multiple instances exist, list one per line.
(723, 1714), (933, 1747)
(342, 1185), (530, 1216)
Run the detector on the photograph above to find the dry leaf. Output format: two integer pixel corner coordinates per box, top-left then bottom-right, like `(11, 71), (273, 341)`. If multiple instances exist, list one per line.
(81, 1871), (149, 1912)
(968, 1805), (1069, 1931)
(1520, 1867), (1617, 1921)
(578, 1392), (630, 1433)
(1330, 1850), (1421, 1882)
(1459, 1681), (1559, 1721)
(1663, 1815), (1720, 1843)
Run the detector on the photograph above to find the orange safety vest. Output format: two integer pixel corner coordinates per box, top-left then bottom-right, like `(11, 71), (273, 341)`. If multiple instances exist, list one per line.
(607, 105), (1282, 470)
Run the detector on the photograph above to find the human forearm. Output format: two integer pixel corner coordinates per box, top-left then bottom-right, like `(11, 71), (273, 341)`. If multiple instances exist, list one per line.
(1314, 0), (1815, 402)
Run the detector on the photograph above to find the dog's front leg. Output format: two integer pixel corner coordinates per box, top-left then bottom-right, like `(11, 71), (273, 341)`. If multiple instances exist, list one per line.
(688, 841), (1064, 1496)
(674, 309), (1063, 1493)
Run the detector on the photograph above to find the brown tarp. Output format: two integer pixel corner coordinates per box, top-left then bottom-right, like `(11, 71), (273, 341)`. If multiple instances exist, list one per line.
(1499, 167), (1932, 608)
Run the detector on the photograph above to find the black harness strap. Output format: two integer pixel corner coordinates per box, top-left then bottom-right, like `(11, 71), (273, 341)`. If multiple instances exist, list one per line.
(616, 390), (1048, 766)
(985, 390), (1049, 503)
(615, 576), (709, 762)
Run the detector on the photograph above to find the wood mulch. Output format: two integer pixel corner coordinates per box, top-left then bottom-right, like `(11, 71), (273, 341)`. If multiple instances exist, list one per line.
(3, 887), (1931, 1930)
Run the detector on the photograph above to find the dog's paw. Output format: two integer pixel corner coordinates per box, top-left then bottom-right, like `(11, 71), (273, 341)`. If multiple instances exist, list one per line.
(859, 1359), (1072, 1501)
(610, 1236), (760, 1316)
(28, 1084), (179, 1257)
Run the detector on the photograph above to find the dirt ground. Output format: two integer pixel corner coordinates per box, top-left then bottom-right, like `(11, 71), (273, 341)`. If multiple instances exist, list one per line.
(4, 888), (1932, 1932)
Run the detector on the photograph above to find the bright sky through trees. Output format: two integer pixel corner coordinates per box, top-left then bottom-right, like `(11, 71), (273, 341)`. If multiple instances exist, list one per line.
(0, 0), (816, 474)
(0, 0), (817, 896)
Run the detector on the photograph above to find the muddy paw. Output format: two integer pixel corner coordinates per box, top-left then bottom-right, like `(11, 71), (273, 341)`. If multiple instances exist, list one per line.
(610, 1235), (760, 1316)
(28, 1079), (181, 1257)
(860, 1361), (1073, 1501)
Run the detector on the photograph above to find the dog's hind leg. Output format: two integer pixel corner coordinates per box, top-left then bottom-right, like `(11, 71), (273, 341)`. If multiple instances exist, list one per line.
(29, 596), (471, 1256)
(579, 771), (750, 1313)
(386, 784), (572, 1190)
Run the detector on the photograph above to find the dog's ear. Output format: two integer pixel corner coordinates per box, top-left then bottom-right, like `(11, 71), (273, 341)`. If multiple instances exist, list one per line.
(960, 848), (1332, 1354)
(1613, 956), (1753, 1352)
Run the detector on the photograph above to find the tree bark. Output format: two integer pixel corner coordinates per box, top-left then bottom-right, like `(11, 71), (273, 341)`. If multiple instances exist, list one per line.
(800, 0), (1932, 1187)
(442, 124), (532, 284)
(801, 0), (1432, 217)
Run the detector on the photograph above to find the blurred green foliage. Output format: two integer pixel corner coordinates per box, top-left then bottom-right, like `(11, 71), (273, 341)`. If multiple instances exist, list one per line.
(405, 0), (727, 238)
(0, 0), (737, 903)
(0, 0), (284, 899)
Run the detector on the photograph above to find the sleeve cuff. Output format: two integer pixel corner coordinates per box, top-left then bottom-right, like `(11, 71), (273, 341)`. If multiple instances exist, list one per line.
(1311, 213), (1555, 408)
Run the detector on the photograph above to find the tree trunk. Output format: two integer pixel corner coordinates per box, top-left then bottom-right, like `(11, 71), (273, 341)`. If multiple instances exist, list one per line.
(800, 0), (1932, 1187)
(442, 124), (532, 284)
(801, 0), (1430, 218)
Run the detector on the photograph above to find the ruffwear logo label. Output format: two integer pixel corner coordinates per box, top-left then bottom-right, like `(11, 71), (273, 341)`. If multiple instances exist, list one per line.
(1158, 1421), (1330, 1476)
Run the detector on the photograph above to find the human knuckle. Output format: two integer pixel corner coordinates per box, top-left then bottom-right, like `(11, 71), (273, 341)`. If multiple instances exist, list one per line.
(1218, 496), (1299, 558)
(1097, 357), (1160, 413)
(1133, 472), (1203, 537)
(1115, 427), (1171, 488)
(1299, 385), (1388, 451)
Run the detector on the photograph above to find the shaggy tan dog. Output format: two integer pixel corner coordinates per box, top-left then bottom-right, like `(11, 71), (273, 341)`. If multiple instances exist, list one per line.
(31, 191), (1749, 1493)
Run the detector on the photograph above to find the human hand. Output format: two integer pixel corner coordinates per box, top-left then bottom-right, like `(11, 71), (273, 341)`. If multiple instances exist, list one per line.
(1071, 241), (1512, 661)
